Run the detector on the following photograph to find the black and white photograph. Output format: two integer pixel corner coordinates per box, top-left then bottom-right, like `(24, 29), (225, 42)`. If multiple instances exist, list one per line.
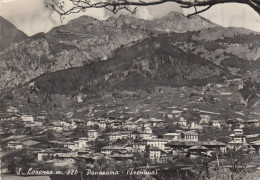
(0, 0), (260, 179)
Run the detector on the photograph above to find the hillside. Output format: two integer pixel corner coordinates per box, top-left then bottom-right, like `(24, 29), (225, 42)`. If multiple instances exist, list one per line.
(0, 16), (28, 51)
(34, 34), (229, 95)
(0, 11), (218, 90)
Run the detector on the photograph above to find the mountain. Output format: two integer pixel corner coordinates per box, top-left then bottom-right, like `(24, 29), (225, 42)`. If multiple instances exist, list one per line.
(0, 16), (28, 51)
(118, 11), (218, 33)
(0, 11), (219, 90)
(34, 34), (229, 95)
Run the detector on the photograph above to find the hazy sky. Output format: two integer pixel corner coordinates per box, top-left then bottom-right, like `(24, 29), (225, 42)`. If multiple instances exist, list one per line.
(0, 0), (260, 36)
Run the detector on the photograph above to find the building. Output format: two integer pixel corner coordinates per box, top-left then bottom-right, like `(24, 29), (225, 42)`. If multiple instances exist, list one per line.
(178, 117), (187, 126)
(87, 130), (99, 140)
(148, 118), (164, 127)
(132, 143), (146, 153)
(200, 115), (211, 124)
(86, 120), (95, 127)
(149, 148), (168, 162)
(144, 127), (152, 134)
(244, 120), (259, 127)
(78, 137), (88, 148)
(180, 131), (199, 142)
(145, 138), (169, 150)
(163, 133), (180, 141)
(190, 122), (203, 130)
(7, 141), (23, 150)
(101, 146), (127, 155)
(124, 144), (133, 152)
(109, 132), (123, 142)
(124, 122), (138, 130)
(20, 114), (35, 123)
(149, 148), (162, 160)
(228, 129), (247, 150)
(37, 149), (55, 161)
(98, 121), (107, 129)
(212, 120), (221, 128)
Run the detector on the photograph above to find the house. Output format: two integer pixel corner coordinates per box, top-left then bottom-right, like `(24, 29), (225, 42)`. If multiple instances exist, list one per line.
(7, 141), (23, 150)
(200, 141), (227, 154)
(124, 122), (138, 130)
(149, 147), (162, 160)
(188, 146), (210, 158)
(88, 130), (99, 140)
(149, 148), (168, 162)
(0, 114), (11, 121)
(178, 117), (187, 126)
(63, 142), (77, 150)
(37, 149), (55, 161)
(98, 121), (107, 129)
(244, 120), (259, 127)
(190, 121), (203, 130)
(212, 120), (221, 128)
(111, 120), (123, 129)
(228, 129), (247, 150)
(144, 127), (153, 134)
(78, 137), (88, 148)
(132, 143), (146, 153)
(124, 144), (133, 152)
(200, 115), (211, 124)
(163, 133), (180, 141)
(109, 152), (134, 161)
(20, 114), (35, 123)
(179, 131), (199, 142)
(148, 118), (164, 127)
(86, 119), (95, 127)
(53, 148), (78, 158)
(109, 132), (123, 142)
(101, 146), (127, 155)
(250, 141), (260, 154)
(145, 138), (169, 150)
(7, 106), (19, 113)
(139, 132), (156, 139)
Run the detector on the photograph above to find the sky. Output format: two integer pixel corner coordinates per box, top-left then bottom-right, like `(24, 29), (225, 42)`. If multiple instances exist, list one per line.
(0, 0), (260, 36)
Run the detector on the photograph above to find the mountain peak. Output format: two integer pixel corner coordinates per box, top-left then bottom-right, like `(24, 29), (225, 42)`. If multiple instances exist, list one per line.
(0, 16), (28, 51)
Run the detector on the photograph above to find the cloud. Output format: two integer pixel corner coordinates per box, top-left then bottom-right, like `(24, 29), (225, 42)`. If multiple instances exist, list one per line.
(50, 0), (108, 24)
(183, 3), (260, 32)
(0, 0), (56, 36)
(105, 2), (181, 20)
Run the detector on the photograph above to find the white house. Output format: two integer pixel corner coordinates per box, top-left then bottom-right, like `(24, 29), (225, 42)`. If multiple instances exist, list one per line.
(144, 127), (153, 134)
(7, 141), (23, 150)
(200, 115), (211, 124)
(86, 120), (95, 127)
(125, 122), (138, 130)
(178, 117), (187, 126)
(212, 120), (221, 128)
(78, 137), (88, 148)
(132, 143), (146, 153)
(88, 130), (99, 140)
(163, 133), (180, 141)
(109, 132), (123, 142)
(20, 114), (34, 123)
(98, 121), (107, 129)
(228, 129), (247, 150)
(146, 138), (169, 150)
(149, 148), (162, 160)
(180, 131), (199, 142)
(190, 122), (203, 130)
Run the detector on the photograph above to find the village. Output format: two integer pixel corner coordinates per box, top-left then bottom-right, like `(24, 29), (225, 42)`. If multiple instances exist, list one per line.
(0, 78), (259, 179)
(1, 95), (260, 178)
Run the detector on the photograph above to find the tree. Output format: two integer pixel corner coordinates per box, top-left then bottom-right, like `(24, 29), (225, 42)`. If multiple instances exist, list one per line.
(45, 0), (260, 18)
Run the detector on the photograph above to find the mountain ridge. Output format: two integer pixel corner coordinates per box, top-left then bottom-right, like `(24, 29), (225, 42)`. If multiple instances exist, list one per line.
(0, 16), (28, 52)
